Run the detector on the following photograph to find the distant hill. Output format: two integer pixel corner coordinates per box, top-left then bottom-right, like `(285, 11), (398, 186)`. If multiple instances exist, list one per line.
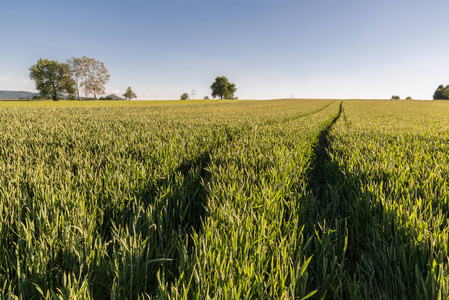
(105, 94), (125, 100)
(0, 90), (39, 99)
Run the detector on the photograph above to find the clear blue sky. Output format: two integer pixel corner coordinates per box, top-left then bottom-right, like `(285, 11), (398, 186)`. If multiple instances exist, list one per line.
(1, 0), (449, 100)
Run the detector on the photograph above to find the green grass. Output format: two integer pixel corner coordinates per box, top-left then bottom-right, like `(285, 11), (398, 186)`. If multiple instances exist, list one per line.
(1, 99), (448, 299)
(0, 99), (336, 298)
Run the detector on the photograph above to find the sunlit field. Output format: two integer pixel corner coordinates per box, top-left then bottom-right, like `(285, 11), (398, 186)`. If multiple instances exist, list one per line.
(0, 99), (448, 299)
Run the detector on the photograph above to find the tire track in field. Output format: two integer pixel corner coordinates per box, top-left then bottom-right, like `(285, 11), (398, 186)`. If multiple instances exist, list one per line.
(309, 101), (342, 189)
(94, 100), (342, 296)
(306, 101), (355, 298)
(142, 101), (341, 294)
(307, 101), (377, 299)
(157, 101), (343, 296)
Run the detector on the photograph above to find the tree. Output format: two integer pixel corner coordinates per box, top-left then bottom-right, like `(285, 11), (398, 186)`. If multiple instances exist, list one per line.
(405, 96), (412, 100)
(29, 59), (75, 101)
(67, 57), (84, 100)
(433, 84), (445, 99)
(70, 57), (111, 100)
(89, 60), (110, 99)
(211, 76), (237, 99)
(80, 57), (94, 99)
(80, 57), (110, 100)
(180, 93), (189, 100)
(123, 86), (137, 100)
(391, 95), (400, 100)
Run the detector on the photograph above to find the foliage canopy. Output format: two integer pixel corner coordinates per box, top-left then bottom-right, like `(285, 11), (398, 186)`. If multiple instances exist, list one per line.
(433, 84), (449, 100)
(210, 76), (237, 99)
(29, 59), (75, 101)
(66, 56), (110, 100)
(123, 86), (137, 100)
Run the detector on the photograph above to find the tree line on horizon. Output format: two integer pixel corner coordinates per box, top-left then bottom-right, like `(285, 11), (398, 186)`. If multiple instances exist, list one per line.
(27, 57), (238, 101)
(11, 60), (449, 102)
(28, 57), (137, 101)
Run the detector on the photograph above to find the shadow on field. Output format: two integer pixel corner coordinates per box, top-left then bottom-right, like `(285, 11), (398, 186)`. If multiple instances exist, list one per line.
(88, 149), (213, 299)
(304, 105), (445, 299)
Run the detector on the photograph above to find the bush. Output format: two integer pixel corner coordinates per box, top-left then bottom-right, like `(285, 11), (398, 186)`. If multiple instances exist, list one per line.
(100, 96), (113, 100)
